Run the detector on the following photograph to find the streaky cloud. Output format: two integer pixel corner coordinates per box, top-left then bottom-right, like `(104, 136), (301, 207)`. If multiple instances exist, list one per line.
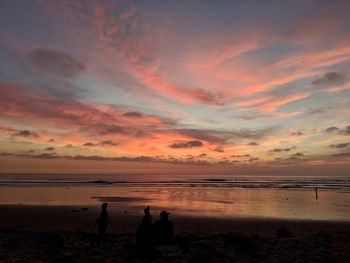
(169, 140), (203, 149)
(329, 143), (349, 148)
(28, 48), (86, 78)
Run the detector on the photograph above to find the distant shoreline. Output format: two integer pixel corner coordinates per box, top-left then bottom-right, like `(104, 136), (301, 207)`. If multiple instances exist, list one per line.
(0, 175), (349, 191)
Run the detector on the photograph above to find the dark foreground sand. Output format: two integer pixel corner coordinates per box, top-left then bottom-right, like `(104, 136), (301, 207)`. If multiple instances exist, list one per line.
(0, 205), (349, 262)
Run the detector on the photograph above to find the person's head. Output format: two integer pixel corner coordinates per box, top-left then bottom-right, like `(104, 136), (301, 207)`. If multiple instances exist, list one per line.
(144, 206), (150, 215)
(160, 210), (170, 220)
(101, 202), (108, 210)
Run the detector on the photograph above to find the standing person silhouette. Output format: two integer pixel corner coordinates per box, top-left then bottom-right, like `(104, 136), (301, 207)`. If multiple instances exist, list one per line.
(96, 202), (109, 247)
(136, 206), (155, 245)
(155, 210), (174, 245)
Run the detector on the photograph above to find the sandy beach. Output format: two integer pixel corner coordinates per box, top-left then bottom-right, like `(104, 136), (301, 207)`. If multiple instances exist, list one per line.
(0, 205), (349, 262)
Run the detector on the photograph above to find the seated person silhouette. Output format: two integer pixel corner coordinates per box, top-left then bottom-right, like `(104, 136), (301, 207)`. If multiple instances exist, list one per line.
(155, 210), (174, 245)
(96, 202), (109, 247)
(136, 206), (155, 245)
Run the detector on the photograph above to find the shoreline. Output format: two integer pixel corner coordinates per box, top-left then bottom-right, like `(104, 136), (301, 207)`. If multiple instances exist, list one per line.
(1, 204), (349, 235)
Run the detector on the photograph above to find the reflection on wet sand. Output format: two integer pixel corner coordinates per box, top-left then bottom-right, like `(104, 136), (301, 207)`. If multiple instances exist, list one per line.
(0, 186), (349, 220)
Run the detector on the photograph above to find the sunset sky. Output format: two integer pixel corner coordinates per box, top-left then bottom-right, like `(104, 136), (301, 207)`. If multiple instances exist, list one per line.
(0, 0), (349, 175)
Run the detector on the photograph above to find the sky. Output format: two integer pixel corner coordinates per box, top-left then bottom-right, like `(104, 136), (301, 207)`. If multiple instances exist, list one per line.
(0, 0), (349, 175)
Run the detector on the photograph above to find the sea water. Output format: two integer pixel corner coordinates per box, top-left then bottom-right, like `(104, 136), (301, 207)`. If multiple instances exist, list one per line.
(0, 174), (349, 221)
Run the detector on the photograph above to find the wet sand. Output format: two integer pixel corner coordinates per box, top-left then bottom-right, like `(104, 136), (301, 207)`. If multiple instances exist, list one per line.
(0, 205), (349, 262)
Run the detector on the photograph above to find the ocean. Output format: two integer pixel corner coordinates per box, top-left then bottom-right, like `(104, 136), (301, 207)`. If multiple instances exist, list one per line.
(0, 174), (349, 221)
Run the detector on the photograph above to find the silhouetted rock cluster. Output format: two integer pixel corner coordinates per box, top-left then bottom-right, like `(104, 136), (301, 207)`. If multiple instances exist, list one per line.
(1, 230), (349, 262)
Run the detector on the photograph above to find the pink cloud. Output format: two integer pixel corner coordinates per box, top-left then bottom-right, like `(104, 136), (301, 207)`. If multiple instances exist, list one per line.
(36, 0), (350, 111)
(0, 81), (174, 133)
(237, 93), (310, 112)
